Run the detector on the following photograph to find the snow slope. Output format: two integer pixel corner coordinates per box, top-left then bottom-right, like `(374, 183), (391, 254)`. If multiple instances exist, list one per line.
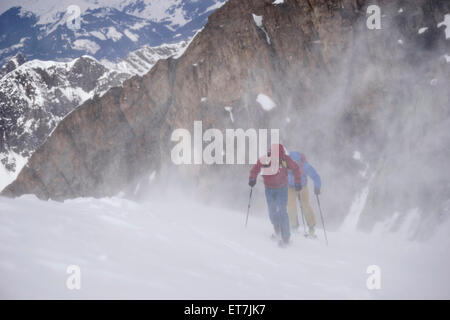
(0, 194), (449, 299)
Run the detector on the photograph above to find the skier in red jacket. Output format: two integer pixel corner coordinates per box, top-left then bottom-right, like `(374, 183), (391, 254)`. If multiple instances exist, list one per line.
(249, 144), (303, 246)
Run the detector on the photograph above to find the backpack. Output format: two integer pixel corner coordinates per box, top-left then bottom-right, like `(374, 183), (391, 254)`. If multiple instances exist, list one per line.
(261, 147), (287, 175)
(299, 153), (307, 169)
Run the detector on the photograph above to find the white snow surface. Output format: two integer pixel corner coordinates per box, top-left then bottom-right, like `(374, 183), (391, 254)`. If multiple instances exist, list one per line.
(205, 1), (226, 13)
(341, 186), (370, 232)
(437, 14), (450, 39)
(353, 151), (362, 161)
(256, 93), (276, 111)
(252, 13), (271, 44)
(124, 29), (139, 42)
(89, 31), (107, 41)
(224, 106), (234, 123)
(0, 194), (449, 299)
(252, 14), (263, 28)
(0, 152), (27, 191)
(72, 39), (101, 54)
(113, 41), (187, 75)
(106, 26), (123, 42)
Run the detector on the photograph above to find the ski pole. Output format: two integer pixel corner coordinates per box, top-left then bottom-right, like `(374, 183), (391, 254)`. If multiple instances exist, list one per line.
(245, 187), (253, 228)
(297, 193), (308, 237)
(315, 194), (328, 246)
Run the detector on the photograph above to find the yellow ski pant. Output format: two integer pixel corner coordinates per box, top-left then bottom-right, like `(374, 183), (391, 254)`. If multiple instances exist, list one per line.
(287, 186), (316, 229)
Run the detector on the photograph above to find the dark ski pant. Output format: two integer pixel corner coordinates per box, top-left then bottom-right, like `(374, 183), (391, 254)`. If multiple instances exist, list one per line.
(264, 185), (290, 242)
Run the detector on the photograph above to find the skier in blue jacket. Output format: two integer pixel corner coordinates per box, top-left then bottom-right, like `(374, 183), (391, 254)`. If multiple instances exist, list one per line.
(287, 151), (321, 237)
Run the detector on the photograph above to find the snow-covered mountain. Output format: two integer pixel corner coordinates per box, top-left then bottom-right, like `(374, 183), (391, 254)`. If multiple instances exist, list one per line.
(0, 55), (127, 189)
(107, 41), (188, 76)
(0, 42), (187, 190)
(0, 0), (224, 26)
(0, 0), (225, 66)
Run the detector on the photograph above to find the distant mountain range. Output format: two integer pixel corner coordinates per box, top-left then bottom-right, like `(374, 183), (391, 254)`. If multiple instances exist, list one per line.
(0, 0), (225, 66)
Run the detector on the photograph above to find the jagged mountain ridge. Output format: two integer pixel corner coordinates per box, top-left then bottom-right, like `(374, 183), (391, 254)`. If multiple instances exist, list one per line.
(110, 41), (188, 76)
(0, 42), (186, 190)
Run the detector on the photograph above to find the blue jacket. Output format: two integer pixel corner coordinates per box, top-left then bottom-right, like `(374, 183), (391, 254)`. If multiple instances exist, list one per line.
(288, 151), (321, 189)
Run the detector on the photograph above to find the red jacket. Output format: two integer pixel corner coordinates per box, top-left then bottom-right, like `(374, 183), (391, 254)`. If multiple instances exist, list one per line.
(249, 144), (303, 189)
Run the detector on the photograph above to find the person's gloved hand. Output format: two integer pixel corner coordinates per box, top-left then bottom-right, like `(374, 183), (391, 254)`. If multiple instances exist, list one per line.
(249, 179), (256, 187)
(314, 188), (321, 195)
(295, 183), (302, 191)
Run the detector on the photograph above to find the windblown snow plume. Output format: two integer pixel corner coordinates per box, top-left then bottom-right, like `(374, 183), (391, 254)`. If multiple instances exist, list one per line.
(0, 194), (448, 299)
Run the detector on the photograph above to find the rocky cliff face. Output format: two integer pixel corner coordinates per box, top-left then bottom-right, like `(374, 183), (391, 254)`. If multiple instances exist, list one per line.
(2, 0), (449, 236)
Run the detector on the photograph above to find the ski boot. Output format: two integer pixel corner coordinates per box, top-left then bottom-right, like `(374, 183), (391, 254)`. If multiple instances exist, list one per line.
(307, 226), (318, 239)
(291, 226), (302, 234)
(271, 225), (281, 241)
(270, 232), (281, 241)
(278, 238), (290, 248)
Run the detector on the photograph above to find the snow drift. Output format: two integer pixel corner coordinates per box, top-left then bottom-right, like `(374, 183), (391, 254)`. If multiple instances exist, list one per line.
(0, 193), (448, 299)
